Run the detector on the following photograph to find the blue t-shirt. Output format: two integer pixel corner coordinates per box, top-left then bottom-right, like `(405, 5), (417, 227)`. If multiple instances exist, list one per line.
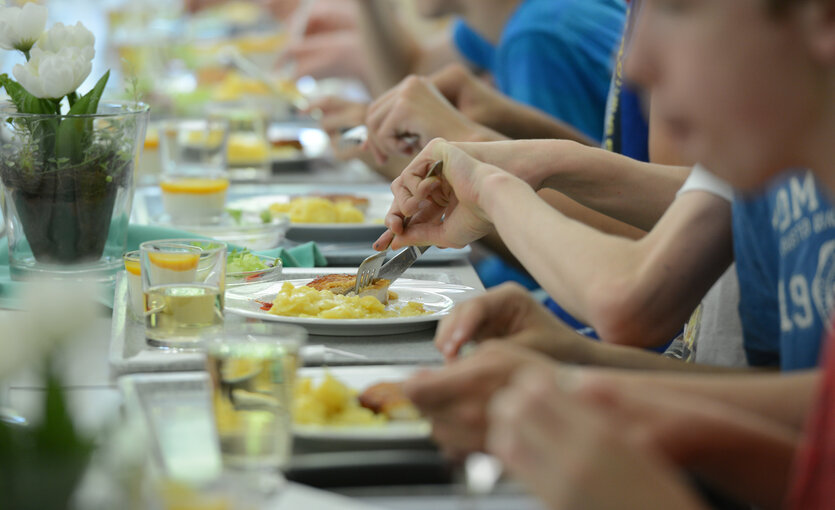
(452, 0), (626, 143)
(733, 170), (835, 370)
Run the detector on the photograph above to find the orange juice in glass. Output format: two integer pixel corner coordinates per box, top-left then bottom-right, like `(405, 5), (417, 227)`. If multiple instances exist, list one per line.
(141, 240), (226, 349)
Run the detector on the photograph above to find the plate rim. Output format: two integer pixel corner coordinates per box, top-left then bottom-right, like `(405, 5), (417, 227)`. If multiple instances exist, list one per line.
(225, 277), (469, 327)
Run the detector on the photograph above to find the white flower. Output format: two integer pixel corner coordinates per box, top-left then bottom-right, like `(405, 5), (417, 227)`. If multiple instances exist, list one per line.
(13, 46), (92, 98)
(11, 21), (95, 99)
(36, 21), (95, 62)
(0, 2), (48, 53)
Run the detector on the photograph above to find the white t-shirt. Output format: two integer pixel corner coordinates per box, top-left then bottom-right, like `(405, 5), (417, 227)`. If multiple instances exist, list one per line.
(668, 165), (747, 367)
(677, 164), (734, 202)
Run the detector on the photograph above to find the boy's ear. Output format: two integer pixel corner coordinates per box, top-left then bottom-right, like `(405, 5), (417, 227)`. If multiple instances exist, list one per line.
(801, 0), (835, 62)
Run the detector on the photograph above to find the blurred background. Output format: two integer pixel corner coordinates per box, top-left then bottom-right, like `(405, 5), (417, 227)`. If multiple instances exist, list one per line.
(0, 0), (447, 118)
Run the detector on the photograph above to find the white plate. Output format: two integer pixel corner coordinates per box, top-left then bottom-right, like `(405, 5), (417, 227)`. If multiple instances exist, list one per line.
(120, 368), (433, 454)
(294, 366), (431, 442)
(225, 192), (391, 243)
(225, 278), (478, 336)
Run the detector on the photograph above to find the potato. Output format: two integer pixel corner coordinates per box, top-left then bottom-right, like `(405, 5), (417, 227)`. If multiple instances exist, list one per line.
(313, 373), (352, 414)
(293, 373), (387, 426)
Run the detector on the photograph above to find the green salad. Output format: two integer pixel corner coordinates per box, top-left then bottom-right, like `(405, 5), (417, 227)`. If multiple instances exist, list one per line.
(227, 249), (272, 273)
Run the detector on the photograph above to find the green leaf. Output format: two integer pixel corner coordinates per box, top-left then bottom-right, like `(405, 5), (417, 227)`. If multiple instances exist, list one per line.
(226, 208), (243, 224)
(1, 75), (61, 163)
(69, 70), (109, 116)
(54, 71), (110, 164)
(0, 74), (58, 115)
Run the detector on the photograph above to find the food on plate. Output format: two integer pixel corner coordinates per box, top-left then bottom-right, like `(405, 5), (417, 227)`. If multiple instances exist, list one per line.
(266, 281), (427, 319)
(226, 133), (269, 167)
(293, 373), (421, 426)
(211, 72), (298, 102)
(267, 197), (365, 224)
(226, 249), (271, 274)
(160, 177), (229, 222)
(307, 273), (393, 304)
(318, 194), (370, 212)
(358, 382), (421, 421)
(271, 139), (303, 151)
(270, 138), (304, 159)
(226, 250), (282, 285)
(211, 72), (275, 101)
(294, 372), (386, 426)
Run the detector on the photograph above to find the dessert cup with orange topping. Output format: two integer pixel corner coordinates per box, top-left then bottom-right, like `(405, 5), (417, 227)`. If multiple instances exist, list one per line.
(159, 118), (230, 223)
(160, 176), (230, 223)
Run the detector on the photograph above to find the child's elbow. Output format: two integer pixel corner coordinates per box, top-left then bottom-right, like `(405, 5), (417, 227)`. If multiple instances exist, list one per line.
(585, 278), (680, 349)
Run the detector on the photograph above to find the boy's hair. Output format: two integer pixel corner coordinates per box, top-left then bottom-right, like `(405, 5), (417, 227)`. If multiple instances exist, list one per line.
(767, 0), (814, 12)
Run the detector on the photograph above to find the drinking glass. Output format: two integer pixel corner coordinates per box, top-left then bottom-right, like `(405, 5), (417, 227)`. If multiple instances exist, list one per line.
(123, 250), (143, 321)
(159, 119), (230, 224)
(141, 239), (227, 349)
(208, 106), (270, 181)
(203, 323), (307, 471)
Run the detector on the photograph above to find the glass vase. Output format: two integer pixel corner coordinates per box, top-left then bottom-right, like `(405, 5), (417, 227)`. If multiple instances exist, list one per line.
(0, 101), (150, 282)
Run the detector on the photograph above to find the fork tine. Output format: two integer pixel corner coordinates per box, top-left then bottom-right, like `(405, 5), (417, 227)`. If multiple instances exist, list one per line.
(355, 250), (386, 293)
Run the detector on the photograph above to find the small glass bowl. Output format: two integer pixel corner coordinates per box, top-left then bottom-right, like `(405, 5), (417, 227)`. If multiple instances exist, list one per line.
(226, 255), (283, 287)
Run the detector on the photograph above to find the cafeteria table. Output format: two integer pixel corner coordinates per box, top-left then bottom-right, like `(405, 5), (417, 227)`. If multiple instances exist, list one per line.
(0, 156), (545, 508)
(0, 261), (544, 510)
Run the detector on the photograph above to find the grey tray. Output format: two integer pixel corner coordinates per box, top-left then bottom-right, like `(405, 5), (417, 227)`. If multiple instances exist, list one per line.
(109, 266), (482, 376)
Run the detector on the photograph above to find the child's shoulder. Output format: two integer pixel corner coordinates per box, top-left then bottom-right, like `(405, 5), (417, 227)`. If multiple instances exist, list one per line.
(500, 0), (626, 48)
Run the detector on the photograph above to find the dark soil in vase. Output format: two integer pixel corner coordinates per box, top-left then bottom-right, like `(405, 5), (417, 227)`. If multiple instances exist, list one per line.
(0, 153), (132, 265)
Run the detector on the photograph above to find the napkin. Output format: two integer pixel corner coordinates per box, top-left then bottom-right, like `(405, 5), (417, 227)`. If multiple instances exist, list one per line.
(0, 224), (327, 309)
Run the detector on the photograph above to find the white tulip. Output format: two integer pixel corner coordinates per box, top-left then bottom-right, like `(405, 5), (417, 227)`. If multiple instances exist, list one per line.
(36, 21), (96, 62)
(11, 21), (96, 99)
(13, 46), (92, 99)
(0, 2), (48, 53)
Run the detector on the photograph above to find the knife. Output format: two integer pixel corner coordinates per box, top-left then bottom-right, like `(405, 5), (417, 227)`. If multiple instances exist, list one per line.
(377, 244), (431, 282)
(339, 125), (420, 149)
(340, 125), (369, 146)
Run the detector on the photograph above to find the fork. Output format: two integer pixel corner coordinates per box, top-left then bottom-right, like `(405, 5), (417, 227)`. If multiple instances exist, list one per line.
(354, 160), (443, 294)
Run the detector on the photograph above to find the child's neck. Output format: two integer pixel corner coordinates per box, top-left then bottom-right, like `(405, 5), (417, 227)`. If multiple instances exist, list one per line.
(804, 96), (835, 196)
(462, 0), (523, 44)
